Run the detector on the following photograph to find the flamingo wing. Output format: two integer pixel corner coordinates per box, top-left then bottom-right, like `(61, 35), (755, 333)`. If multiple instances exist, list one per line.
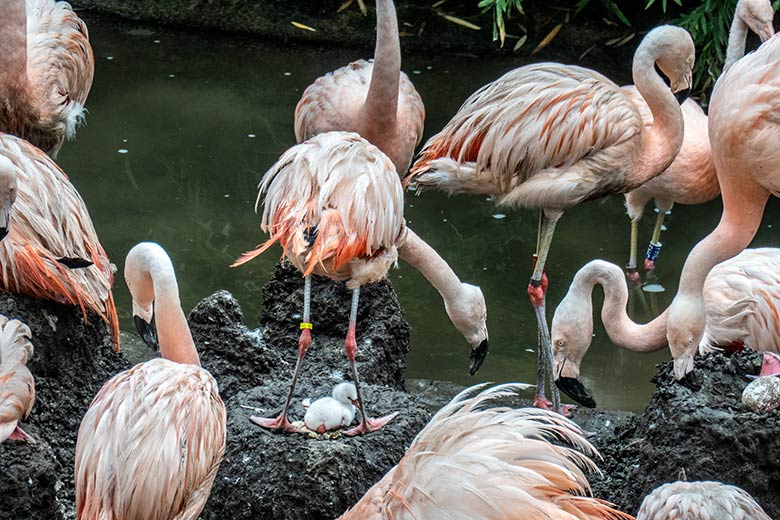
(0, 315), (34, 443)
(75, 358), (226, 520)
(637, 481), (770, 520)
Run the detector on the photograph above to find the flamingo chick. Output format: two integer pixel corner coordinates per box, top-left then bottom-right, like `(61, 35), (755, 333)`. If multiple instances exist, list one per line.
(74, 242), (226, 519)
(340, 383), (635, 519)
(0, 315), (34, 443)
(0, 134), (119, 349)
(304, 382), (358, 434)
(294, 0), (424, 175)
(406, 26), (695, 413)
(637, 481), (770, 520)
(0, 0), (94, 158)
(551, 249), (780, 407)
(624, 0), (775, 277)
(233, 131), (403, 436)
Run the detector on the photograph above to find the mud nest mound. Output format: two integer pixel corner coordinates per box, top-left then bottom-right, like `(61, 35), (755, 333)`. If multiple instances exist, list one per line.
(590, 350), (780, 517)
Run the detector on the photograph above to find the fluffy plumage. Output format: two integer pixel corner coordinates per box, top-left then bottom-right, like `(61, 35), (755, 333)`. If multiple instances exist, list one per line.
(637, 481), (770, 520)
(0, 315), (34, 443)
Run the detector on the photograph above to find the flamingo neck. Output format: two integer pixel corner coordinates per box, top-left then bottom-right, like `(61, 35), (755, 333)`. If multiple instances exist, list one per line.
(152, 266), (201, 367)
(397, 228), (463, 305)
(0, 0), (29, 98)
(631, 42), (684, 183)
(361, 0), (401, 142)
(724, 13), (749, 72)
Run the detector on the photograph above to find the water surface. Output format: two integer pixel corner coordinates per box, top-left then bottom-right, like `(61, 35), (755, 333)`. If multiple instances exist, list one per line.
(57, 16), (780, 412)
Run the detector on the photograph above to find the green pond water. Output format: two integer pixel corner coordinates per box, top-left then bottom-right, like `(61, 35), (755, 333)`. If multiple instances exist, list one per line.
(55, 15), (780, 412)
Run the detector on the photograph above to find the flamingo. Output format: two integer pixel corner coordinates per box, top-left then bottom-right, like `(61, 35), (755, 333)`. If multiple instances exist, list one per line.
(294, 0), (425, 176)
(0, 0), (94, 158)
(303, 382), (358, 433)
(0, 315), (34, 443)
(624, 0), (775, 278)
(233, 131), (404, 435)
(406, 26), (695, 413)
(637, 481), (770, 520)
(74, 242), (226, 520)
(0, 133), (119, 349)
(666, 32), (780, 382)
(551, 249), (780, 407)
(339, 383), (635, 520)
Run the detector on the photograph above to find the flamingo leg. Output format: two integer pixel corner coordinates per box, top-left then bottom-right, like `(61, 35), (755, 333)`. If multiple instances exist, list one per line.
(343, 288), (399, 436)
(250, 276), (312, 434)
(626, 218), (642, 287)
(644, 208), (667, 271)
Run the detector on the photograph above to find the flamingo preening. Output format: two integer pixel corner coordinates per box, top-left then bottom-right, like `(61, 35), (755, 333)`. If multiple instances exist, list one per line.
(624, 0), (775, 277)
(551, 249), (780, 407)
(0, 315), (34, 443)
(0, 133), (119, 349)
(74, 242), (226, 520)
(406, 26), (695, 413)
(666, 32), (780, 382)
(637, 481), (770, 520)
(233, 131), (404, 435)
(339, 384), (635, 520)
(0, 0), (94, 158)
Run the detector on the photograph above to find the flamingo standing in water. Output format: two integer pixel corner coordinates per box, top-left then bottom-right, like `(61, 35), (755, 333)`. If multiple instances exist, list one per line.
(406, 26), (695, 413)
(0, 134), (119, 349)
(0, 0), (94, 158)
(74, 242), (226, 520)
(550, 250), (780, 407)
(293, 1), (490, 371)
(637, 481), (770, 520)
(339, 384), (635, 519)
(0, 315), (34, 443)
(233, 131), (404, 435)
(666, 32), (780, 382)
(624, 0), (775, 278)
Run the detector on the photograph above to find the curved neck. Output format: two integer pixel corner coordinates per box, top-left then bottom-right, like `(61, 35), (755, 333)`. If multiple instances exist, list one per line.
(397, 228), (462, 302)
(153, 273), (200, 366)
(0, 0), (29, 97)
(724, 13), (748, 72)
(361, 0), (400, 140)
(631, 44), (684, 180)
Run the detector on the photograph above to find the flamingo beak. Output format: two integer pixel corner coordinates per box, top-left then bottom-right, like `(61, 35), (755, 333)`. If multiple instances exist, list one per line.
(468, 339), (489, 375)
(134, 314), (159, 351)
(555, 377), (596, 408)
(351, 399), (361, 409)
(0, 208), (10, 239)
(758, 24), (774, 43)
(674, 89), (690, 104)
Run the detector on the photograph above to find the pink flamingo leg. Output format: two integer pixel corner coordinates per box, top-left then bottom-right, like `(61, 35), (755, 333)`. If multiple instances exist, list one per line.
(251, 276), (313, 434)
(7, 426), (31, 442)
(342, 288), (399, 436)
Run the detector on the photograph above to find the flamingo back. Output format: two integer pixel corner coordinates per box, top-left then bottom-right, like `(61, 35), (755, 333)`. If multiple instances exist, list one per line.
(0, 315), (34, 443)
(637, 481), (770, 520)
(75, 358), (226, 520)
(341, 384), (634, 520)
(234, 131), (404, 285)
(408, 64), (643, 209)
(0, 134), (119, 348)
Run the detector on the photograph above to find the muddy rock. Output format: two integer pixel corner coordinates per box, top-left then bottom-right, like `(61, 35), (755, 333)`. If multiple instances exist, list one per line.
(590, 351), (780, 517)
(201, 379), (430, 520)
(0, 435), (62, 520)
(0, 293), (128, 519)
(742, 376), (780, 414)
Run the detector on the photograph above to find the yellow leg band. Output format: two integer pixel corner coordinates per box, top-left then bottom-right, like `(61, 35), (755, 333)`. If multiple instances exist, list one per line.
(300, 322), (313, 330)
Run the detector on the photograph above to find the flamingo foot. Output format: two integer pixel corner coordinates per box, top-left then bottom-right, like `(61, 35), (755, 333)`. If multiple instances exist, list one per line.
(758, 353), (780, 377)
(644, 258), (656, 271)
(527, 282), (545, 307)
(250, 414), (306, 434)
(533, 396), (576, 417)
(343, 412), (399, 436)
(7, 426), (31, 442)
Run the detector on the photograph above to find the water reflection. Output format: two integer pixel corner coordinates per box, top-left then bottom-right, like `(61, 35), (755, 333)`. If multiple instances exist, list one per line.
(57, 16), (780, 411)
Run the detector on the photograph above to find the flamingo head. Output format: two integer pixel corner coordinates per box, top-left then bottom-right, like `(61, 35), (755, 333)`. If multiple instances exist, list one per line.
(737, 0), (776, 42)
(333, 382), (359, 408)
(550, 290), (596, 408)
(125, 243), (162, 350)
(650, 26), (695, 99)
(667, 295), (705, 386)
(0, 156), (18, 240)
(444, 283), (489, 375)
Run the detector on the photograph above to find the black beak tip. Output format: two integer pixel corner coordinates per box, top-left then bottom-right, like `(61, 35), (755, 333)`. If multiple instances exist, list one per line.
(0, 227), (8, 240)
(468, 339), (489, 376)
(555, 377), (597, 408)
(678, 369), (701, 391)
(134, 315), (159, 351)
(674, 88), (691, 105)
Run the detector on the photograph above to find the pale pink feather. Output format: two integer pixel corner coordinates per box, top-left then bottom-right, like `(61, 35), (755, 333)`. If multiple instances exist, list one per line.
(637, 481), (770, 520)
(0, 315), (34, 443)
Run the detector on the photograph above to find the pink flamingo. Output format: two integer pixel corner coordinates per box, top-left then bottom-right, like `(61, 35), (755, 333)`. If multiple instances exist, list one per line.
(0, 0), (94, 158)
(0, 133), (119, 349)
(233, 131), (404, 435)
(294, 0), (425, 176)
(550, 249), (780, 406)
(666, 32), (780, 382)
(340, 384), (635, 519)
(0, 315), (34, 443)
(624, 0), (775, 277)
(637, 481), (770, 520)
(406, 26), (695, 413)
(74, 242), (226, 519)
